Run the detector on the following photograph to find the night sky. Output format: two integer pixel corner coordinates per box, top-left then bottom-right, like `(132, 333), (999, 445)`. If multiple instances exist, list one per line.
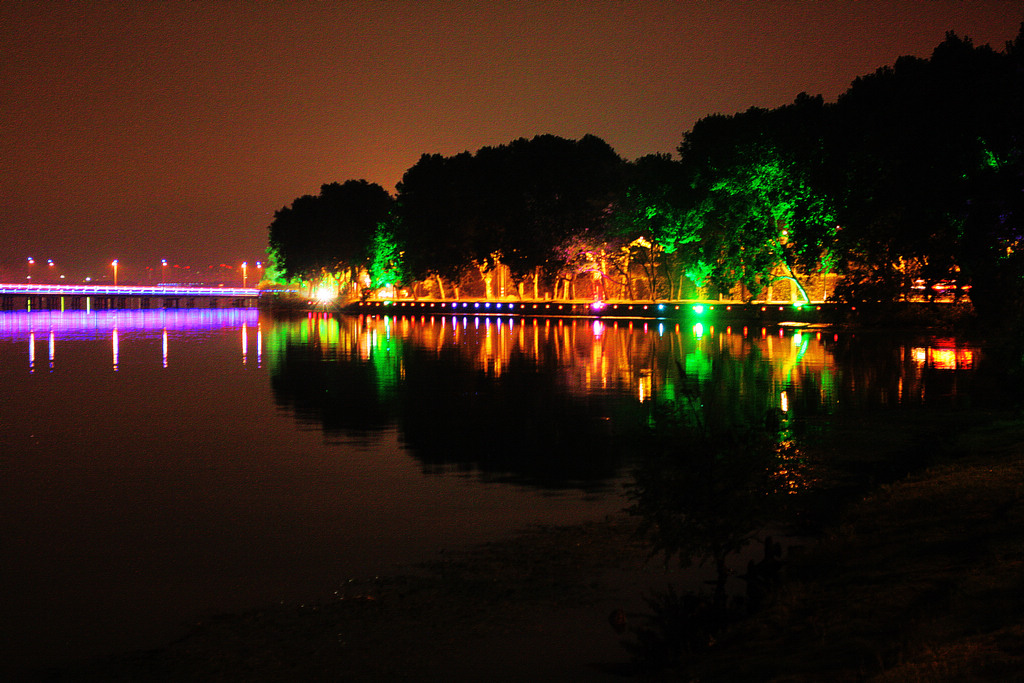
(2, 1), (1019, 283)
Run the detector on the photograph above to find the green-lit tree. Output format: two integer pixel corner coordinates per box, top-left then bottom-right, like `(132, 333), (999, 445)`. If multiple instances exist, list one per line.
(678, 97), (839, 302)
(610, 154), (695, 300)
(368, 219), (406, 296)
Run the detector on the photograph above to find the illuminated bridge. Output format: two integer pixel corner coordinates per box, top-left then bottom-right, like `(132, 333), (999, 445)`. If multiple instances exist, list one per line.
(0, 283), (261, 311)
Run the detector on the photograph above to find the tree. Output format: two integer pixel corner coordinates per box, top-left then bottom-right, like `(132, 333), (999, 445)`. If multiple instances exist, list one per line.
(498, 134), (625, 297)
(267, 180), (394, 295)
(829, 28), (1024, 311)
(611, 154), (695, 300)
(395, 152), (481, 298)
(396, 134), (624, 299)
(368, 218), (406, 295)
(678, 98), (838, 301)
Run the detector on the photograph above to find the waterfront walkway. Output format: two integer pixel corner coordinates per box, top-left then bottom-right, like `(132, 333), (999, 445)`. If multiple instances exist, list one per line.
(348, 298), (848, 323)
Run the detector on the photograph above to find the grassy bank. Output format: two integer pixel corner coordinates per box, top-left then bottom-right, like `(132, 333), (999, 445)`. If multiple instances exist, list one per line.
(681, 417), (1024, 682)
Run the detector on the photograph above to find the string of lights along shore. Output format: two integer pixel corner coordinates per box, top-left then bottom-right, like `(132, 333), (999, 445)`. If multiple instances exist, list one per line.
(19, 257), (265, 287)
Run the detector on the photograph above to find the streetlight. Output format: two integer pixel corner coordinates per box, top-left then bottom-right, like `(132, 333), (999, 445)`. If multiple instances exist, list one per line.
(27, 257), (34, 280)
(242, 261), (248, 287)
(161, 259), (167, 284)
(256, 261), (264, 284)
(111, 259), (119, 285)
(47, 259), (55, 282)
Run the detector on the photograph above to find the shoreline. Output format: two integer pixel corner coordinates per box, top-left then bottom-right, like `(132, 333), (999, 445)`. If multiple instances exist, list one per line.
(273, 295), (974, 328)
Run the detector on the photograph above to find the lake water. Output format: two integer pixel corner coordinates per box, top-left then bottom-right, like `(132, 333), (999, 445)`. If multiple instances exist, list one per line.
(0, 308), (987, 671)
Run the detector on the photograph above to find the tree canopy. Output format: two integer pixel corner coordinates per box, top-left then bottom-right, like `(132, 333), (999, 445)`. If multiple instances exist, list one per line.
(264, 22), (1024, 318)
(266, 179), (394, 290)
(395, 134), (625, 298)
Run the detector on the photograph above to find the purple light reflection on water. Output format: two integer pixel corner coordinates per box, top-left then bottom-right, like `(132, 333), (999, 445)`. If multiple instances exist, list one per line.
(0, 313), (631, 675)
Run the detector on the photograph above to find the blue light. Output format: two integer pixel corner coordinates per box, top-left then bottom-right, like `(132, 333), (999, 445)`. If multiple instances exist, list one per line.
(657, 304), (665, 311)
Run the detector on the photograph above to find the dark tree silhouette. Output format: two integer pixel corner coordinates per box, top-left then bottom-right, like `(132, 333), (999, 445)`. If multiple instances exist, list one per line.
(830, 27), (1024, 313)
(396, 134), (624, 299)
(267, 179), (394, 290)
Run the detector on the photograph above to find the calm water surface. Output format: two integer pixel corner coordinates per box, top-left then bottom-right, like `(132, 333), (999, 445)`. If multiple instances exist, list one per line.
(0, 309), (985, 670)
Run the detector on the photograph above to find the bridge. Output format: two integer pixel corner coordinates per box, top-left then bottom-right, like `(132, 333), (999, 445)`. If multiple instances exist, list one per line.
(0, 283), (261, 311)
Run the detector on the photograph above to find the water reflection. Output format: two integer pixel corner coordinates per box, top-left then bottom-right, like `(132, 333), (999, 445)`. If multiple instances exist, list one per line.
(0, 308), (259, 371)
(265, 314), (984, 489)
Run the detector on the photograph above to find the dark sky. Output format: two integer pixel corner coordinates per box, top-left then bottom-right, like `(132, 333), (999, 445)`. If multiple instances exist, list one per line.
(2, 1), (1020, 283)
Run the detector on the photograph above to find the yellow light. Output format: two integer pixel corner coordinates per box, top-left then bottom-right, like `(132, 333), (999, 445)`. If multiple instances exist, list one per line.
(931, 348), (956, 370)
